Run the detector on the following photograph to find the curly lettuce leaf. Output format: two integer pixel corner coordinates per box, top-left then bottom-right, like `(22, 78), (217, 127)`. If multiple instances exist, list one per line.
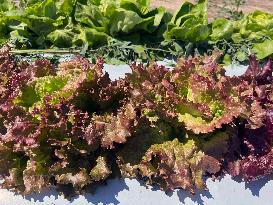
(128, 51), (248, 134)
(116, 120), (173, 177)
(0, 48), (131, 196)
(139, 138), (220, 192)
(229, 109), (273, 181)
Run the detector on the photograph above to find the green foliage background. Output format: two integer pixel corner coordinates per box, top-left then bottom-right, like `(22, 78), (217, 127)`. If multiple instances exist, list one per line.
(0, 0), (273, 63)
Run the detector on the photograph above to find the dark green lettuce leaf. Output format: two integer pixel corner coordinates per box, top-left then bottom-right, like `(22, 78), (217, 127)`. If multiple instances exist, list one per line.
(163, 0), (209, 43)
(46, 29), (75, 48)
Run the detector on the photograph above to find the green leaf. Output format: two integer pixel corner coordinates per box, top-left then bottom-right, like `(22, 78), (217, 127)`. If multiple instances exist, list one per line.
(235, 50), (247, 62)
(132, 45), (147, 58)
(78, 28), (109, 47)
(14, 84), (40, 108)
(35, 76), (68, 99)
(0, 0), (15, 12)
(47, 29), (75, 48)
(134, 7), (166, 33)
(58, 0), (77, 17)
(109, 9), (142, 35)
(210, 18), (234, 42)
(223, 54), (232, 65)
(120, 0), (150, 16)
(74, 1), (108, 31)
(164, 0), (209, 43)
(15, 76), (68, 108)
(25, 0), (58, 19)
(166, 23), (210, 42)
(252, 39), (273, 59)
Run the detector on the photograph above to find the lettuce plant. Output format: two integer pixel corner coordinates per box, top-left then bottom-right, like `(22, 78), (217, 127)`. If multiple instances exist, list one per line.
(0, 46), (136, 197)
(0, 0), (272, 62)
(1, 47), (273, 197)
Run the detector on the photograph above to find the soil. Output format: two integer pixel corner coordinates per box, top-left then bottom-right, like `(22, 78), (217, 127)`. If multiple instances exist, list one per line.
(151, 0), (273, 18)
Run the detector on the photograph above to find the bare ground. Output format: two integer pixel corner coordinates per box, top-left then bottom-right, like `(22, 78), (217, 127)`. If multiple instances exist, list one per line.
(151, 0), (273, 18)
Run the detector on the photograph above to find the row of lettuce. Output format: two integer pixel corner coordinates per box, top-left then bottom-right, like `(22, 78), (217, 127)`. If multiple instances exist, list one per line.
(1, 46), (273, 197)
(0, 0), (273, 62)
